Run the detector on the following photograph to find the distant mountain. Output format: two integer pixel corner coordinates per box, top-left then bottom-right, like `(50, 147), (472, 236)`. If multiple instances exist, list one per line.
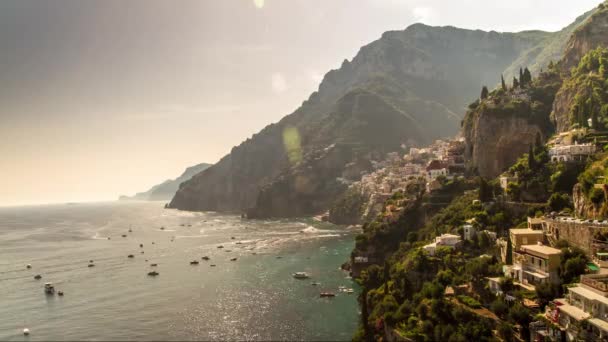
(170, 7), (599, 218)
(120, 163), (211, 201)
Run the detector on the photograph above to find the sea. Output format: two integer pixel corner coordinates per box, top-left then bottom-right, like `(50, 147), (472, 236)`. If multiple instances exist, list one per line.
(0, 201), (360, 341)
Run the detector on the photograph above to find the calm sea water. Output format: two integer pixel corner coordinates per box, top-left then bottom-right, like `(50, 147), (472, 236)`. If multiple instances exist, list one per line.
(0, 201), (359, 341)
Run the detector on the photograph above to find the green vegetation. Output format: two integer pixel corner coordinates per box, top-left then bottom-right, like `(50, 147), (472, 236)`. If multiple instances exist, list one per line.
(564, 47), (608, 129)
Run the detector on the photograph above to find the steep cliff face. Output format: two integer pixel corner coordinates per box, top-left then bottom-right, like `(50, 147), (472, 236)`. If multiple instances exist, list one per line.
(464, 70), (560, 179)
(552, 3), (608, 132)
(465, 113), (547, 179)
(171, 23), (565, 216)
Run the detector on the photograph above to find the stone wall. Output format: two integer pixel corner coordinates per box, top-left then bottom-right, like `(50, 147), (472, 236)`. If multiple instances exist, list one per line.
(544, 218), (608, 256)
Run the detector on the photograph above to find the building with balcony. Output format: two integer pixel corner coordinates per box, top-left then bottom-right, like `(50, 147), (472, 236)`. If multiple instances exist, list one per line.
(549, 142), (596, 163)
(422, 233), (461, 256)
(513, 244), (561, 286)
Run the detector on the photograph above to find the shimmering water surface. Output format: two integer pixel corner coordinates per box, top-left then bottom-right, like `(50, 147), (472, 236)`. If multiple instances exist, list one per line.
(0, 202), (359, 341)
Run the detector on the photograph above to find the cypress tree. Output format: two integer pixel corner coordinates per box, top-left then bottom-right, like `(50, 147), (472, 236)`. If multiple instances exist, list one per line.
(523, 68), (532, 85)
(592, 110), (599, 129)
(513, 77), (519, 89)
(481, 86), (489, 100)
(519, 67), (523, 83)
(528, 145), (536, 170)
(506, 237), (513, 265)
(535, 133), (542, 152)
(501, 74), (507, 91)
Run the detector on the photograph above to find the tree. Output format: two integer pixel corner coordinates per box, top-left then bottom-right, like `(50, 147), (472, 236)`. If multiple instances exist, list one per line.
(383, 261), (390, 294)
(527, 145), (536, 170)
(519, 67), (523, 84)
(506, 238), (513, 265)
(522, 67), (532, 87)
(491, 299), (509, 318)
(481, 86), (489, 100)
(479, 177), (492, 202)
(513, 77), (519, 89)
(501, 74), (507, 91)
(498, 322), (514, 342)
(534, 132), (542, 152)
(360, 289), (370, 339)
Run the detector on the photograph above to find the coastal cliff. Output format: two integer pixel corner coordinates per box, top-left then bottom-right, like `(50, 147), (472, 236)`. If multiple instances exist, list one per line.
(171, 24), (557, 217)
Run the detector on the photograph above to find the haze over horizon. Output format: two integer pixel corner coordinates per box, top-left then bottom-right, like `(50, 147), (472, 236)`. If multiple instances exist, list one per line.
(0, 0), (600, 206)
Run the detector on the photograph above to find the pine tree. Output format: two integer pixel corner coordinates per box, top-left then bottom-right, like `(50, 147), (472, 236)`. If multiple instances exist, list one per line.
(501, 74), (507, 91)
(534, 132), (542, 152)
(479, 177), (492, 202)
(513, 77), (519, 89)
(548, 60), (555, 70)
(481, 86), (489, 100)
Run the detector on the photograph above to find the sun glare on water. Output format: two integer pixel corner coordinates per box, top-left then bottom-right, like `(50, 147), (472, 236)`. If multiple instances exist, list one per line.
(254, 0), (264, 9)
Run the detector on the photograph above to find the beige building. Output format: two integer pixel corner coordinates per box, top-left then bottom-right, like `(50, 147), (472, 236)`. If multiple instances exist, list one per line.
(514, 244), (562, 286)
(509, 228), (545, 261)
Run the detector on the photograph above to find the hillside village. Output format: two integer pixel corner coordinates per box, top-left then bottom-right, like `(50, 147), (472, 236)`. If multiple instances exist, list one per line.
(351, 36), (608, 341)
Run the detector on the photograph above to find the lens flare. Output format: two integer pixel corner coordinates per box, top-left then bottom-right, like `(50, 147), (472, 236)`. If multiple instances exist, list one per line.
(282, 126), (302, 165)
(253, 0), (264, 9)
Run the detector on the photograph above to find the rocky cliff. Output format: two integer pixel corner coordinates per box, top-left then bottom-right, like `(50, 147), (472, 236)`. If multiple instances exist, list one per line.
(171, 23), (577, 217)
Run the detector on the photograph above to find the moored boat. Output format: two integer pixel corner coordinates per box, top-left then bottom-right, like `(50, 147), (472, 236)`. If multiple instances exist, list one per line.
(147, 271), (159, 276)
(293, 272), (310, 279)
(190, 260), (199, 265)
(44, 282), (55, 294)
(320, 292), (336, 298)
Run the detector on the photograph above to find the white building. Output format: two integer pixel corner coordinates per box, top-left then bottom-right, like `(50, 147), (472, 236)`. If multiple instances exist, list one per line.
(549, 142), (596, 162)
(463, 224), (476, 241)
(423, 234), (462, 256)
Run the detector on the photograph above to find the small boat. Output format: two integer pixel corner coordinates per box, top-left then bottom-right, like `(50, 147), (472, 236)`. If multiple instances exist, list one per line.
(293, 272), (310, 279)
(107, 237), (111, 240)
(26, 264), (32, 269)
(23, 328), (30, 336)
(89, 260), (94, 263)
(140, 251), (144, 254)
(150, 263), (158, 267)
(34, 275), (42, 280)
(147, 271), (159, 276)
(217, 245), (224, 249)
(160, 227), (165, 230)
(235, 242), (243, 245)
(127, 254), (134, 258)
(187, 224), (192, 227)
(128, 229), (132, 233)
(225, 250), (232, 252)
(231, 237), (236, 240)
(44, 282), (55, 294)
(202, 256), (210, 261)
(320, 292), (336, 298)
(311, 282), (320, 286)
(190, 260), (199, 265)
(57, 291), (64, 296)
(122, 234), (127, 238)
(338, 286), (347, 291)
(276, 256), (282, 259)
(345, 288), (354, 294)
(139, 244), (143, 248)
(210, 264), (217, 267)
(180, 224), (185, 227)
(152, 242), (155, 244)
(88, 263), (95, 267)
(230, 258), (238, 261)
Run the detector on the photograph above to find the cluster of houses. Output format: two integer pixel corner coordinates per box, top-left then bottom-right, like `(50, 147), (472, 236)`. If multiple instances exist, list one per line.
(487, 215), (608, 341)
(422, 223), (497, 256)
(350, 138), (466, 220)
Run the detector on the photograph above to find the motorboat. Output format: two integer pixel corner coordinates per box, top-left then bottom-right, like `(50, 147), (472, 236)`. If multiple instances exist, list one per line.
(127, 254), (134, 258)
(122, 234), (127, 238)
(293, 272), (310, 279)
(311, 282), (320, 286)
(34, 275), (42, 280)
(190, 260), (199, 265)
(230, 258), (238, 261)
(210, 264), (217, 267)
(140, 244), (143, 248)
(23, 328), (30, 336)
(345, 288), (355, 294)
(57, 291), (64, 296)
(26, 264), (32, 269)
(44, 282), (55, 294)
(202, 256), (210, 261)
(147, 271), (159, 276)
(320, 292), (336, 298)
(88, 263), (95, 267)
(217, 245), (224, 249)
(150, 263), (158, 267)
(160, 227), (165, 230)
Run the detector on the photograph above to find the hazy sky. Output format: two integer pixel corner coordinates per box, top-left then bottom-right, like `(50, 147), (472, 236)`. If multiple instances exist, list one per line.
(0, 0), (601, 206)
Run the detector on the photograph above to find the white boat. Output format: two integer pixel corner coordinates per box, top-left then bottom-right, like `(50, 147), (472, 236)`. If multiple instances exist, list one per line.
(345, 288), (354, 294)
(44, 282), (55, 294)
(293, 272), (310, 279)
(23, 328), (30, 336)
